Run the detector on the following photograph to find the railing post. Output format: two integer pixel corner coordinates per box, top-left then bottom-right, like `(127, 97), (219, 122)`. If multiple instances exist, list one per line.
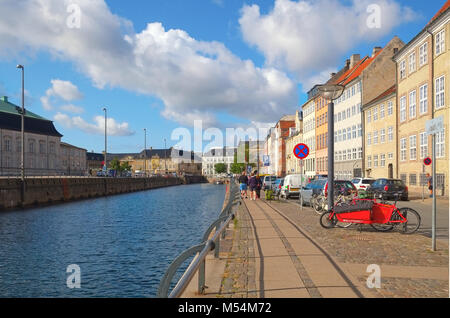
(198, 258), (206, 295)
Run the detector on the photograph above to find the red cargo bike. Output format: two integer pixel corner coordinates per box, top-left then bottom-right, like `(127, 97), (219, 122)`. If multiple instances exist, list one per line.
(319, 195), (421, 234)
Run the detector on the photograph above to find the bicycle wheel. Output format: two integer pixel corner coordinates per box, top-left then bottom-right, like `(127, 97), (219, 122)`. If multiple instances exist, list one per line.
(397, 208), (421, 234)
(312, 195), (325, 214)
(320, 211), (337, 229)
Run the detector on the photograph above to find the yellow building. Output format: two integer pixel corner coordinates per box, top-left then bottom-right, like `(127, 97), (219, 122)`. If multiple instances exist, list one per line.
(285, 111), (303, 175)
(393, 2), (449, 197)
(362, 86), (397, 179)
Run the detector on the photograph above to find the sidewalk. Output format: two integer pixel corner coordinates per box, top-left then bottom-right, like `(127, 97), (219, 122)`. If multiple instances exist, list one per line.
(213, 197), (448, 298)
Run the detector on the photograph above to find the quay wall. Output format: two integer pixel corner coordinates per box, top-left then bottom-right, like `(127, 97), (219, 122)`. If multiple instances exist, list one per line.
(0, 176), (207, 210)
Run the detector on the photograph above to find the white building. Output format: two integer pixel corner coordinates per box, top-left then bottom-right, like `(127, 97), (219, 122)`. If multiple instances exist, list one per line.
(302, 93), (316, 179)
(202, 147), (236, 176)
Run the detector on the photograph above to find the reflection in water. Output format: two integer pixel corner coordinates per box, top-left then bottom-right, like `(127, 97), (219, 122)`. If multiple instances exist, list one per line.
(0, 183), (225, 297)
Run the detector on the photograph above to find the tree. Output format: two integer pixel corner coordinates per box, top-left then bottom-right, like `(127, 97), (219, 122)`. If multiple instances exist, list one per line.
(120, 161), (132, 171)
(230, 163), (245, 174)
(109, 158), (122, 171)
(214, 163), (227, 174)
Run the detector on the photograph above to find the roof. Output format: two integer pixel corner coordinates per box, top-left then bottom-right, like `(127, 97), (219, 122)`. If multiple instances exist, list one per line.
(60, 142), (87, 151)
(336, 50), (383, 86)
(0, 96), (48, 121)
(363, 85), (396, 109)
(203, 147), (237, 157)
(86, 152), (104, 161)
(394, 1), (450, 60)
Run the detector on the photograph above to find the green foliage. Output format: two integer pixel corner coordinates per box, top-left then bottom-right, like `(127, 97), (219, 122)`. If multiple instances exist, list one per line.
(214, 163), (227, 174)
(109, 158), (131, 172)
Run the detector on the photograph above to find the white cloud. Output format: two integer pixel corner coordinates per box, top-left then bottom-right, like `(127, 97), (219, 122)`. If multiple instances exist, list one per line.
(60, 104), (84, 114)
(54, 112), (134, 136)
(40, 79), (84, 111)
(239, 0), (416, 86)
(0, 0), (298, 127)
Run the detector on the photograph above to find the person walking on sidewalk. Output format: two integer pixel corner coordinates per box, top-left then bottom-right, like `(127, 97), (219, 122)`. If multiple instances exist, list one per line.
(255, 172), (262, 199)
(248, 171), (258, 200)
(239, 171), (249, 199)
(427, 173), (433, 198)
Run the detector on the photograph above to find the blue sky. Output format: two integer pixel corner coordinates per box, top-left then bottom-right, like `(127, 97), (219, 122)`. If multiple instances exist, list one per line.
(0, 0), (446, 154)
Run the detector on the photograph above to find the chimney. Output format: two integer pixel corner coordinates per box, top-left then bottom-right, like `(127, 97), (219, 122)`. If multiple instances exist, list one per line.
(372, 46), (382, 57)
(1, 96), (8, 103)
(350, 54), (361, 68)
(346, 59), (350, 68)
(393, 47), (399, 55)
(330, 72), (336, 79)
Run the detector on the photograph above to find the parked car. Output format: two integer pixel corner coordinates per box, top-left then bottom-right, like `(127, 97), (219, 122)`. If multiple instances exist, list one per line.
(367, 178), (409, 201)
(351, 178), (376, 191)
(263, 175), (278, 190)
(271, 178), (284, 197)
(280, 174), (305, 199)
(96, 170), (106, 177)
(299, 179), (357, 205)
(299, 178), (327, 205)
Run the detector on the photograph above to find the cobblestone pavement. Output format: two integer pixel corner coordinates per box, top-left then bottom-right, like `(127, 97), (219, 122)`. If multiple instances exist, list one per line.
(267, 199), (449, 298)
(218, 202), (257, 298)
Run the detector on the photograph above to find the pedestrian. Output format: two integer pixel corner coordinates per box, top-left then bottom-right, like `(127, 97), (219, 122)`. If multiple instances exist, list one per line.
(239, 171), (249, 199)
(248, 172), (258, 200)
(255, 171), (262, 199)
(427, 173), (433, 198)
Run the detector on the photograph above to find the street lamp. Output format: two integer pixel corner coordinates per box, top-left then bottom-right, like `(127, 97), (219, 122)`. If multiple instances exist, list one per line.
(16, 65), (25, 200)
(144, 128), (147, 176)
(164, 138), (168, 174)
(317, 84), (345, 211)
(103, 107), (107, 172)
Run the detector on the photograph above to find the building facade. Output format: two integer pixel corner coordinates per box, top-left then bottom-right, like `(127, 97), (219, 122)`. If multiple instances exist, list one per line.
(393, 2), (449, 196)
(363, 86), (397, 179)
(285, 111), (303, 175)
(60, 142), (87, 176)
(202, 147), (236, 176)
(302, 92), (317, 179)
(0, 96), (63, 176)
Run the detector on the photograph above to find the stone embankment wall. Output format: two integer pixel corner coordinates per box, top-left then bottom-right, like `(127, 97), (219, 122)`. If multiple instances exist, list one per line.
(0, 176), (206, 210)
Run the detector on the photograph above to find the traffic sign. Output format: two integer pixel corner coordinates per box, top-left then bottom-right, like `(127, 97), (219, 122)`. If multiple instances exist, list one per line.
(426, 116), (444, 135)
(294, 143), (309, 160)
(424, 157), (432, 166)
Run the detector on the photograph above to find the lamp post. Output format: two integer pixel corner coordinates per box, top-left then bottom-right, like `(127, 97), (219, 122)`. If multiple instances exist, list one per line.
(103, 107), (107, 172)
(144, 128), (147, 176)
(164, 138), (168, 174)
(16, 65), (25, 202)
(317, 84), (345, 211)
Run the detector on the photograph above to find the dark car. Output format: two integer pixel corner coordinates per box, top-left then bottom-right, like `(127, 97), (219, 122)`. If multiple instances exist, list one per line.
(367, 178), (408, 201)
(271, 178), (284, 197)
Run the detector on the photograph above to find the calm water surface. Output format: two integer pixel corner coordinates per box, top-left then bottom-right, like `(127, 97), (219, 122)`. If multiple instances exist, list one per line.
(0, 183), (225, 297)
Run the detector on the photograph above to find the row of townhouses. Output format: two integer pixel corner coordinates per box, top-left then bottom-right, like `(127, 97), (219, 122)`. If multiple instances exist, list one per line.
(261, 2), (449, 197)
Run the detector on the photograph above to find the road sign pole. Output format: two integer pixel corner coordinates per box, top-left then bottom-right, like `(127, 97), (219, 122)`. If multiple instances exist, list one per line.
(432, 134), (436, 251)
(422, 164), (425, 202)
(300, 159), (303, 212)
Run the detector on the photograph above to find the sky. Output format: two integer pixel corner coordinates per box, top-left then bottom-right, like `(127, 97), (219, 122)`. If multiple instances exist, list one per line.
(0, 0), (446, 154)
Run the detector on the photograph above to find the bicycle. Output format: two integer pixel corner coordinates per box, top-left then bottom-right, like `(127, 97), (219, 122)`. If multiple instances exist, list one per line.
(320, 193), (421, 234)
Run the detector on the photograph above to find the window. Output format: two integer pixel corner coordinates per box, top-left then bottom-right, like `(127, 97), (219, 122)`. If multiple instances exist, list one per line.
(373, 131), (378, 144)
(400, 138), (407, 161)
(436, 29), (445, 55)
(409, 52), (416, 73)
(346, 108), (351, 118)
(3, 137), (12, 152)
(380, 129), (386, 143)
(352, 105), (356, 116)
(358, 124), (362, 137)
(343, 150), (347, 161)
(387, 101), (393, 116)
(374, 155), (378, 168)
(400, 60), (406, 79)
(388, 126), (394, 142)
(357, 103), (361, 114)
(367, 110), (372, 123)
(39, 141), (46, 154)
(358, 147), (363, 159)
(351, 85), (355, 96)
(409, 174), (417, 186)
(420, 132), (428, 159)
(342, 110), (346, 120)
(380, 104), (385, 119)
(419, 84), (428, 114)
(419, 42), (428, 66)
(388, 153), (394, 160)
(343, 129), (347, 141)
(16, 138), (21, 153)
(28, 140), (35, 154)
(352, 125), (357, 139)
(373, 107), (378, 121)
(357, 82), (361, 93)
(347, 127), (351, 140)
(367, 133), (372, 146)
(380, 154), (386, 167)
(436, 129), (445, 158)
(352, 148), (357, 160)
(338, 130), (342, 142)
(367, 156), (372, 168)
(400, 96), (406, 122)
(435, 76), (445, 109)
(409, 135), (417, 160)
(409, 90), (416, 119)
(338, 112), (342, 121)
(334, 131), (338, 143)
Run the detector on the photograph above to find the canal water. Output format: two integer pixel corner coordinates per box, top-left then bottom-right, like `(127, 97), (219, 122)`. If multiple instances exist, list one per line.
(0, 183), (226, 297)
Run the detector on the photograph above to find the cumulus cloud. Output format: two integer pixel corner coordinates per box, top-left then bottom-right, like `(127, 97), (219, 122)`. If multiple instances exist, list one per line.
(0, 0), (298, 127)
(60, 104), (84, 114)
(40, 79), (84, 110)
(239, 0), (416, 87)
(54, 112), (134, 136)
